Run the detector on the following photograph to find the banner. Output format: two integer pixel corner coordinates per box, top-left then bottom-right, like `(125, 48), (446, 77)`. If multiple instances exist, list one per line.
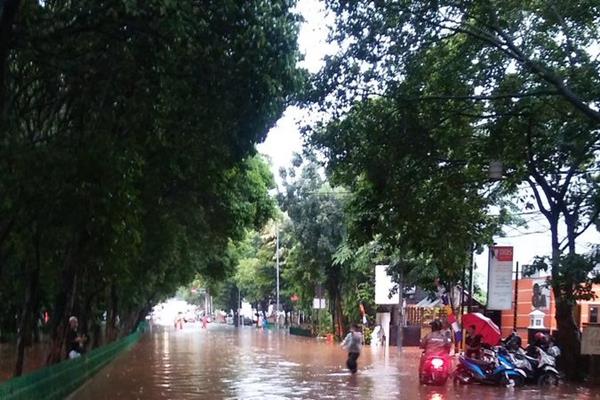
(375, 265), (399, 305)
(487, 246), (514, 310)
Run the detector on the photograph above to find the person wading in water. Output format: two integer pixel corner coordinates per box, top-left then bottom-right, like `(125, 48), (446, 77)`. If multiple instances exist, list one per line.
(341, 324), (363, 373)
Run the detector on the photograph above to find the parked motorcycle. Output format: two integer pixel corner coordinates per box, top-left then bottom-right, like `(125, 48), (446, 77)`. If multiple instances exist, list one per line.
(508, 346), (560, 386)
(454, 347), (527, 387)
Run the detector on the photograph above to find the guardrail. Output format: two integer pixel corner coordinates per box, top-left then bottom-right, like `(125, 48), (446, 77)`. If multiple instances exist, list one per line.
(0, 322), (148, 400)
(289, 326), (313, 337)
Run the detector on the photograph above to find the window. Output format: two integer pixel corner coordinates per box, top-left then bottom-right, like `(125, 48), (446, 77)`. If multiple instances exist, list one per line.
(590, 306), (599, 324)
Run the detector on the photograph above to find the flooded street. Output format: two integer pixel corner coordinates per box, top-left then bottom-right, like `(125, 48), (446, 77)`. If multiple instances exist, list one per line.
(70, 324), (599, 400)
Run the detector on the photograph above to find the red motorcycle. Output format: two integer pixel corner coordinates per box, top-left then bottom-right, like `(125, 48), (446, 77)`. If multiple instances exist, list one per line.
(419, 351), (452, 385)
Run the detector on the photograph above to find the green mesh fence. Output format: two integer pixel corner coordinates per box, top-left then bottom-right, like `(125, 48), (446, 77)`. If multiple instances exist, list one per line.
(0, 322), (148, 400)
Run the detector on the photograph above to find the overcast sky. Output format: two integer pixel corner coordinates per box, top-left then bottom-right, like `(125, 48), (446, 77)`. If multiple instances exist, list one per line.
(257, 0), (600, 291)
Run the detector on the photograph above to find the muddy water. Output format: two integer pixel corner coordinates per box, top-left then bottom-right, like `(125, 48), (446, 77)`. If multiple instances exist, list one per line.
(70, 324), (599, 400)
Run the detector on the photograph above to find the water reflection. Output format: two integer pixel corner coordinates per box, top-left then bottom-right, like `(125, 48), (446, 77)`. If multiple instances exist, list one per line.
(70, 324), (599, 400)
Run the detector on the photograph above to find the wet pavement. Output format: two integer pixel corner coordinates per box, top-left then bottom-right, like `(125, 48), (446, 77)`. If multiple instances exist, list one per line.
(70, 324), (599, 400)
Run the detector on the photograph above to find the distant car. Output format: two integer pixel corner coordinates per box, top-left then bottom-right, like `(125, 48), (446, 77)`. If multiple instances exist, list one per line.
(243, 317), (254, 326)
(226, 315), (234, 325)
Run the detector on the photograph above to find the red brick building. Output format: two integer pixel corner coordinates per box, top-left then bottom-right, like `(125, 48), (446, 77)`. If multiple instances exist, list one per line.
(500, 277), (600, 345)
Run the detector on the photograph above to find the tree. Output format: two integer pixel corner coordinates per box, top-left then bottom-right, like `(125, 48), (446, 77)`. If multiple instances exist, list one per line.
(315, 0), (600, 378)
(310, 95), (498, 292)
(0, 0), (301, 372)
(279, 154), (347, 337)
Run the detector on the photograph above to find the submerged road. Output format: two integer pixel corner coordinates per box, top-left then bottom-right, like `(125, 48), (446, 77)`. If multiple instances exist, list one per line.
(70, 324), (598, 400)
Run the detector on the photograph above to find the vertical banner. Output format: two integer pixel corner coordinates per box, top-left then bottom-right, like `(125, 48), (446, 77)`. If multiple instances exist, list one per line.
(375, 265), (399, 305)
(487, 246), (514, 310)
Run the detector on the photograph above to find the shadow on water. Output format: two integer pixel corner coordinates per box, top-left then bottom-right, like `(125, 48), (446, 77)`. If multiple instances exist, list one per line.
(69, 324), (599, 400)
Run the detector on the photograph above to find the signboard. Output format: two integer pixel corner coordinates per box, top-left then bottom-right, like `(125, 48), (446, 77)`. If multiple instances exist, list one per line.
(375, 265), (400, 305)
(582, 325), (600, 355)
(312, 298), (327, 309)
(487, 246), (514, 310)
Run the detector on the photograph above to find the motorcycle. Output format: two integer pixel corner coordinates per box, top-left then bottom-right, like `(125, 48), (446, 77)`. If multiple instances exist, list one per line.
(454, 347), (527, 387)
(509, 346), (560, 386)
(419, 352), (452, 385)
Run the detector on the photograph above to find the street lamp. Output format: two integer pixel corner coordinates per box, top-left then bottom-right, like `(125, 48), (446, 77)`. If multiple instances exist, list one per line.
(488, 160), (504, 181)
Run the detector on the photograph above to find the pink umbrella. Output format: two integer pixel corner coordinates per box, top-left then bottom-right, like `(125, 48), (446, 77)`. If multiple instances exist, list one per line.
(462, 312), (501, 346)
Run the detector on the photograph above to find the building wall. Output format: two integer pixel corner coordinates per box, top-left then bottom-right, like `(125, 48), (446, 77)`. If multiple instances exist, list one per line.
(500, 279), (600, 345)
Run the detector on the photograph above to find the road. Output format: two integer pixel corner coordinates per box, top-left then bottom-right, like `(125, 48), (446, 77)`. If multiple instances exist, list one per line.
(70, 324), (599, 400)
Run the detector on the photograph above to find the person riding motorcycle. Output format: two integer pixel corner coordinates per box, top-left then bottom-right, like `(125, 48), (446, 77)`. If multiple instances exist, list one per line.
(419, 319), (452, 384)
(421, 319), (452, 355)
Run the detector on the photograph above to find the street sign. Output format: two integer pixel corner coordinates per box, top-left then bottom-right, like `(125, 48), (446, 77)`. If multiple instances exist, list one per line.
(582, 325), (600, 355)
(312, 298), (327, 309)
(487, 246), (514, 310)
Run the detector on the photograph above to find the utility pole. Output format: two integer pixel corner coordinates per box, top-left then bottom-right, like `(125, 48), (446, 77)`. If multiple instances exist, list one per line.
(513, 262), (519, 331)
(276, 226), (280, 328)
(396, 270), (404, 351)
(468, 246), (474, 313)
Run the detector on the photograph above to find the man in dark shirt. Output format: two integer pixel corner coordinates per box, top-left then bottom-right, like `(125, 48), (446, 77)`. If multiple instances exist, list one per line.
(66, 316), (86, 359)
(465, 324), (482, 358)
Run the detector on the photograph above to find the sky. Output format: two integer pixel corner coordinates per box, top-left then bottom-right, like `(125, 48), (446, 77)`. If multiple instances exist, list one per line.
(256, 0), (600, 291)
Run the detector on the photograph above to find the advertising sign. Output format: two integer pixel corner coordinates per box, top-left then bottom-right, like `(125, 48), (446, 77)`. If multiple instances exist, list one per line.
(531, 278), (550, 310)
(375, 265), (400, 305)
(582, 325), (600, 355)
(487, 246), (514, 310)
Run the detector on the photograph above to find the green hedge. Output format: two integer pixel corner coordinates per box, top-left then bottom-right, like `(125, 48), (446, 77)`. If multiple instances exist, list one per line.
(0, 322), (148, 400)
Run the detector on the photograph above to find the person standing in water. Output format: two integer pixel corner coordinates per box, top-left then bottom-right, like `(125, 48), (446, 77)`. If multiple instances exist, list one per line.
(341, 324), (363, 373)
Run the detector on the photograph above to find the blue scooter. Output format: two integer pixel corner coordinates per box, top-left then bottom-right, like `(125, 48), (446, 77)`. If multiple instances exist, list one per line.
(453, 348), (527, 387)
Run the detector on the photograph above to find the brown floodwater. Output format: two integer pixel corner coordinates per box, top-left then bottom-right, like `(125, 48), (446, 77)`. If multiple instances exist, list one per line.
(69, 324), (599, 400)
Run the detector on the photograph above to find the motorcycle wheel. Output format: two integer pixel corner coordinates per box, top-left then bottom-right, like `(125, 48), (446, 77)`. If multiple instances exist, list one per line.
(433, 376), (449, 386)
(504, 375), (525, 387)
(537, 372), (559, 386)
(453, 369), (470, 385)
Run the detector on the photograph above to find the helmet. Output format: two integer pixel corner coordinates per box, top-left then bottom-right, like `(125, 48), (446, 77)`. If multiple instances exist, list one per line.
(430, 319), (442, 332)
(534, 332), (548, 343)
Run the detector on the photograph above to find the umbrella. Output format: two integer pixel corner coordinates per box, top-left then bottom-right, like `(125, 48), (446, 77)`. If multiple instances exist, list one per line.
(462, 312), (501, 346)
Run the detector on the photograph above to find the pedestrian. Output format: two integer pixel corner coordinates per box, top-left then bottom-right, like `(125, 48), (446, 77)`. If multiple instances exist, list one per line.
(201, 314), (208, 329)
(341, 324), (363, 373)
(66, 316), (86, 359)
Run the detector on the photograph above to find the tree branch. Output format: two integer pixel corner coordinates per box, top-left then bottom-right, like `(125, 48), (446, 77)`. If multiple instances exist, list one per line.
(489, 24), (600, 124)
(527, 177), (551, 220)
(572, 208), (600, 242)
(402, 90), (559, 102)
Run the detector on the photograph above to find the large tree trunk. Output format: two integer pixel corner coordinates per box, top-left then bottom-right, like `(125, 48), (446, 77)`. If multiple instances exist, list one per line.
(15, 233), (41, 376)
(0, 217), (15, 277)
(14, 263), (40, 376)
(334, 291), (344, 338)
(550, 216), (584, 380)
(46, 232), (88, 365)
(105, 284), (119, 343)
